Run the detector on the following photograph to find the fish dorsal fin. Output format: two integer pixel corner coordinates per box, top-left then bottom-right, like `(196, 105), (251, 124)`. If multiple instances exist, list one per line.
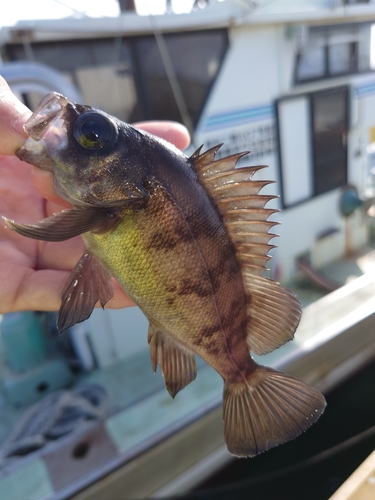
(198, 151), (250, 178)
(192, 147), (277, 277)
(193, 146), (301, 355)
(189, 145), (204, 162)
(191, 144), (223, 167)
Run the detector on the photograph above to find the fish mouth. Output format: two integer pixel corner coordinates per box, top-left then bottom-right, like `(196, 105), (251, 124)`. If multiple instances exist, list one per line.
(25, 92), (69, 140)
(16, 93), (70, 171)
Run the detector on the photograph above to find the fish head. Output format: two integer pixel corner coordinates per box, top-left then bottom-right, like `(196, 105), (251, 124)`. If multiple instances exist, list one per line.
(17, 92), (149, 207)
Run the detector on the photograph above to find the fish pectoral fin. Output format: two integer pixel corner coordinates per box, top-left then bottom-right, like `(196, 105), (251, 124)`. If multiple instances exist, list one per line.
(3, 207), (121, 242)
(148, 325), (197, 398)
(223, 365), (326, 457)
(244, 275), (301, 355)
(58, 252), (114, 332)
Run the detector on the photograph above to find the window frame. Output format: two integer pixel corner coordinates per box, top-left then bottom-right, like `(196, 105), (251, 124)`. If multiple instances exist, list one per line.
(294, 22), (373, 85)
(276, 85), (350, 210)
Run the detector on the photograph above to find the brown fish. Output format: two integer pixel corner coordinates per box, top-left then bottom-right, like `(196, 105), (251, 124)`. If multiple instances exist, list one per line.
(5, 93), (326, 456)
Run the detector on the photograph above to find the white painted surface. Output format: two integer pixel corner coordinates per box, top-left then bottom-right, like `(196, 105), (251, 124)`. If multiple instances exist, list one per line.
(87, 307), (149, 368)
(199, 25), (280, 119)
(276, 190), (343, 281)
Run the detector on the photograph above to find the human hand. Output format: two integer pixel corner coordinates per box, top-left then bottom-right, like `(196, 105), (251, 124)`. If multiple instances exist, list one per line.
(0, 77), (190, 313)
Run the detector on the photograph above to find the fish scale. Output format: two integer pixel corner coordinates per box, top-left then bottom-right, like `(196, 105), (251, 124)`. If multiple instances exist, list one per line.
(5, 92), (327, 457)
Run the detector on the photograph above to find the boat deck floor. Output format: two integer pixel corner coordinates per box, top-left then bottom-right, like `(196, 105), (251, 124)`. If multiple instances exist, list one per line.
(290, 246), (375, 307)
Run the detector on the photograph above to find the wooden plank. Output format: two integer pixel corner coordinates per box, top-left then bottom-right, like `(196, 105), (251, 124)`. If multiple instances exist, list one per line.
(330, 449), (375, 499)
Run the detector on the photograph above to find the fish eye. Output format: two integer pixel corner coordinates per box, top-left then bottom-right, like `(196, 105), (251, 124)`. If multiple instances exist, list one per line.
(73, 112), (117, 150)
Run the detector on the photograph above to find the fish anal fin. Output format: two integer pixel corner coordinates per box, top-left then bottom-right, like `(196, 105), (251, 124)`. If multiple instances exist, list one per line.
(244, 275), (301, 355)
(223, 365), (326, 457)
(58, 252), (114, 332)
(148, 325), (196, 398)
(3, 207), (122, 242)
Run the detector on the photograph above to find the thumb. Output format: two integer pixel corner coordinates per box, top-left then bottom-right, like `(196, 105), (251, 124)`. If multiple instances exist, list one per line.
(0, 76), (31, 155)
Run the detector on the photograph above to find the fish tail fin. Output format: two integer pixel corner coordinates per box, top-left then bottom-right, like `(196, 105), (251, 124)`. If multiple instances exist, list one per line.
(223, 364), (326, 457)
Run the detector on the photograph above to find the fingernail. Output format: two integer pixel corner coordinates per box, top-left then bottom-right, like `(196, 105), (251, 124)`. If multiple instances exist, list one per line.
(13, 112), (32, 138)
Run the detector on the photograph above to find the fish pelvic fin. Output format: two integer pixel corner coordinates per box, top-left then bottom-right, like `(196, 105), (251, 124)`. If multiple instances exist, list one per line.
(3, 207), (122, 242)
(223, 365), (326, 457)
(192, 146), (301, 355)
(148, 325), (197, 398)
(58, 252), (114, 332)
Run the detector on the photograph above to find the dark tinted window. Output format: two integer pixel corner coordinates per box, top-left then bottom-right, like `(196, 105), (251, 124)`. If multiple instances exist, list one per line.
(311, 87), (348, 195)
(133, 31), (227, 125)
(4, 29), (228, 128)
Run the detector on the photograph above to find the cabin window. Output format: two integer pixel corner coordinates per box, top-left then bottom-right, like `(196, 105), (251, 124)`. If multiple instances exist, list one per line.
(328, 42), (357, 75)
(295, 44), (325, 81)
(277, 86), (349, 208)
(294, 22), (373, 83)
(4, 39), (137, 122)
(3, 29), (228, 129)
(131, 31), (227, 125)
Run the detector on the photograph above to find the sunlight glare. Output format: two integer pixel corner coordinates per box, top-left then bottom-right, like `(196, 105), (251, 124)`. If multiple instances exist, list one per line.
(1, 0), (120, 28)
(171, 0), (195, 14)
(134, 0), (167, 15)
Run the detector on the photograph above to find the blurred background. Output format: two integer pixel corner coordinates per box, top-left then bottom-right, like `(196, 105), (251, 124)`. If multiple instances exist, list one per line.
(2, 1), (375, 499)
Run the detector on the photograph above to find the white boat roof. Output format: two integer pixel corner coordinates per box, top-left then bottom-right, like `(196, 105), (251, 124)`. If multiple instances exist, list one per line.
(2, 0), (375, 44)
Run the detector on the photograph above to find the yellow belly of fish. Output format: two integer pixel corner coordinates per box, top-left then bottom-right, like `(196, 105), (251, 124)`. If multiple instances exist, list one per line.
(84, 214), (165, 310)
(83, 210), (215, 347)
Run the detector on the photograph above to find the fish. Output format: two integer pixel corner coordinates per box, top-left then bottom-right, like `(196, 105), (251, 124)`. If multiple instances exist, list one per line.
(5, 92), (326, 457)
